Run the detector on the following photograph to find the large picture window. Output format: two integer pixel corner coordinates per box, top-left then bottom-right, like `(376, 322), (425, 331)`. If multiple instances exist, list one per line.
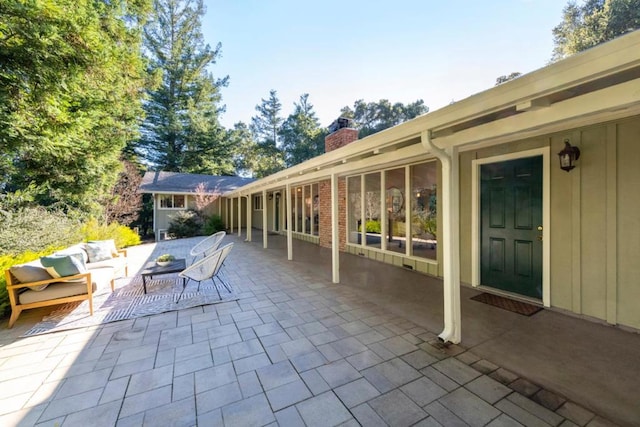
(386, 168), (406, 255)
(346, 161), (437, 260)
(290, 183), (320, 237)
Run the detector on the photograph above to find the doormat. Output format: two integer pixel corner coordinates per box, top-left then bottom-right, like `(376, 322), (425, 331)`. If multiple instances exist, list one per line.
(471, 293), (543, 316)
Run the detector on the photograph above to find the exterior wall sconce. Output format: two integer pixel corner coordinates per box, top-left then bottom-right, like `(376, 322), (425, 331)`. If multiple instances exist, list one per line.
(558, 139), (580, 172)
(268, 193), (273, 201)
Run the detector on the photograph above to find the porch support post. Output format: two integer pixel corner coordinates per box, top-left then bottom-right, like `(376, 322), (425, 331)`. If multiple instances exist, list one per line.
(237, 196), (241, 237)
(246, 195), (252, 242)
(286, 183), (293, 260)
(263, 190), (268, 249)
(229, 197), (233, 233)
(331, 172), (340, 284)
(422, 131), (461, 344)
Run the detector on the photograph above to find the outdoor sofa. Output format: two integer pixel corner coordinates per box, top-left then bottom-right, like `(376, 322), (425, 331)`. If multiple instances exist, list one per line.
(4, 240), (128, 328)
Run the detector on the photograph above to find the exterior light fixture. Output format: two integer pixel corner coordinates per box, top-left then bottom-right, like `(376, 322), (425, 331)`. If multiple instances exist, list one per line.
(558, 139), (580, 172)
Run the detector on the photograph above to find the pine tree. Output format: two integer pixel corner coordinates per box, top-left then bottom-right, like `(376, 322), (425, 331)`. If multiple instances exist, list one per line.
(280, 94), (326, 167)
(137, 0), (231, 173)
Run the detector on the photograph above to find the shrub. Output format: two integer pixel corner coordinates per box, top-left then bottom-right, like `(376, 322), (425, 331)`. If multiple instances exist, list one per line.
(0, 207), (83, 255)
(168, 210), (204, 238)
(79, 218), (141, 248)
(203, 214), (225, 234)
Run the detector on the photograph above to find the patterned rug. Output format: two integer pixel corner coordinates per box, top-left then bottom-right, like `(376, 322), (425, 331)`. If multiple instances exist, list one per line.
(21, 274), (238, 337)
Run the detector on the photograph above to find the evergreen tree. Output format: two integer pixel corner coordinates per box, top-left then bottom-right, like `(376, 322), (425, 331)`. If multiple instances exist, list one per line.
(280, 94), (326, 166)
(230, 122), (285, 178)
(251, 90), (284, 147)
(552, 0), (640, 61)
(340, 99), (428, 138)
(0, 0), (150, 216)
(238, 90), (285, 177)
(138, 0), (230, 173)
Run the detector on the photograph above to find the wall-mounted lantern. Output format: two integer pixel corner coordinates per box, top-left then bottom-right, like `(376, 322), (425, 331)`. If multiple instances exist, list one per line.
(558, 139), (580, 172)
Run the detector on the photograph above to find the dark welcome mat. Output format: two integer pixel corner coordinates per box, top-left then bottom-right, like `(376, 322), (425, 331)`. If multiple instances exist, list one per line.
(471, 292), (543, 316)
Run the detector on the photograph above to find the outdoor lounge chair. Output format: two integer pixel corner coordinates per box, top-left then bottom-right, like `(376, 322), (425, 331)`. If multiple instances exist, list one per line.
(189, 231), (226, 264)
(177, 242), (234, 302)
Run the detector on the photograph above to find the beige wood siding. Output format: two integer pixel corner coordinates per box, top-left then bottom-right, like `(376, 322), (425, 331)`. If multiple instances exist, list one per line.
(459, 115), (640, 330)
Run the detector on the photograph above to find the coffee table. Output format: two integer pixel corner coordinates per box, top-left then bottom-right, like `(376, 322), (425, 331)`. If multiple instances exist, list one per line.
(141, 259), (186, 294)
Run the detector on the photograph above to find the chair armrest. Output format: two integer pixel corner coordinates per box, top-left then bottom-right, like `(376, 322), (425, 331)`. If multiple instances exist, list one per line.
(5, 272), (92, 291)
(117, 249), (128, 258)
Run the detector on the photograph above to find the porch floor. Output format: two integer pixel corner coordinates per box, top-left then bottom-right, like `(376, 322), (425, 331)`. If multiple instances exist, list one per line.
(0, 232), (636, 426)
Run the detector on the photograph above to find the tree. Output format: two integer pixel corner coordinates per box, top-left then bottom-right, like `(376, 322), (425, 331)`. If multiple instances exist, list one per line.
(495, 72), (522, 85)
(251, 90), (284, 146)
(0, 0), (150, 215)
(238, 90), (286, 177)
(552, 0), (640, 61)
(102, 160), (144, 226)
(340, 99), (428, 138)
(230, 122), (285, 178)
(280, 94), (326, 166)
(137, 0), (230, 173)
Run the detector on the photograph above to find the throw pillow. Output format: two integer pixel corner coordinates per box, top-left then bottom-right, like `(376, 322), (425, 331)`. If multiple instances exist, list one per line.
(40, 253), (87, 278)
(9, 262), (53, 291)
(85, 240), (117, 263)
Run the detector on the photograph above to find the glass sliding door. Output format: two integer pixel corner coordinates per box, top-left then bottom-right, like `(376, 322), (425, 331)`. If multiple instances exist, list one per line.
(347, 176), (362, 244)
(363, 172), (382, 249)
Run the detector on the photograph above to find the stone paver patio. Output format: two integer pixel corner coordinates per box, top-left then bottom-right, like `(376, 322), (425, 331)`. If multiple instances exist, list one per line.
(0, 235), (620, 426)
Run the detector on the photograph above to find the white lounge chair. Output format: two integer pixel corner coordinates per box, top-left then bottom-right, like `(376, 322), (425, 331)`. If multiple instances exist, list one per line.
(189, 231), (226, 264)
(177, 242), (234, 302)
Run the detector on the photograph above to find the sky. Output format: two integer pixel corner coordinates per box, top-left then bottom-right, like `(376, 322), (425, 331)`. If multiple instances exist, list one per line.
(201, 1), (569, 129)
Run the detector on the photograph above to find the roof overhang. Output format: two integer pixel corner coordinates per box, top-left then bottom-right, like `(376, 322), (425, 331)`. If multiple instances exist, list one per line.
(224, 30), (640, 198)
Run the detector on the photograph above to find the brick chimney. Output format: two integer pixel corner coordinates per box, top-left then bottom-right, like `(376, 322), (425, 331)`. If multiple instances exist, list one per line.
(325, 117), (358, 152)
(319, 117), (358, 250)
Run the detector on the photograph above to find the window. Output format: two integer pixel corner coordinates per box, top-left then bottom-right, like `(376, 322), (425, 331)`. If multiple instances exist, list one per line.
(411, 162), (437, 260)
(347, 176), (361, 244)
(346, 161), (437, 260)
(159, 194), (185, 209)
(253, 195), (263, 211)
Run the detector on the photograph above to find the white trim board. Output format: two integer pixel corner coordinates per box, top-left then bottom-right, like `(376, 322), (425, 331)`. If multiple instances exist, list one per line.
(471, 147), (551, 307)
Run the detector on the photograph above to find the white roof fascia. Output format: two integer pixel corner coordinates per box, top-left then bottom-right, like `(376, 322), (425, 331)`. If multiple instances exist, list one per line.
(437, 77), (640, 150)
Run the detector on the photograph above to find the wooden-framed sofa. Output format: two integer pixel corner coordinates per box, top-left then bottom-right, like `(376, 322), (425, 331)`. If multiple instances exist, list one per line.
(4, 242), (128, 328)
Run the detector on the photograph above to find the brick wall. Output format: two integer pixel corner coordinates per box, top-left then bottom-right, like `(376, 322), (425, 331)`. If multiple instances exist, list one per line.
(319, 126), (358, 250)
(318, 178), (346, 250)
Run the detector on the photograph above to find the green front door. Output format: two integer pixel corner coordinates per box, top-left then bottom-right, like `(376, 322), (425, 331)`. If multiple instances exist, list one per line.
(480, 156), (543, 299)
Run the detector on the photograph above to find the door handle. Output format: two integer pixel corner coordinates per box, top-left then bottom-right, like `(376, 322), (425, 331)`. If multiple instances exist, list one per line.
(537, 225), (543, 241)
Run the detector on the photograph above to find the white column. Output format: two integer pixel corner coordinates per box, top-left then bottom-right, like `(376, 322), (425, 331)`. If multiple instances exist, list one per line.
(229, 197), (234, 234)
(331, 173), (340, 284)
(262, 190), (268, 249)
(246, 196), (252, 242)
(237, 196), (242, 237)
(440, 146), (461, 344)
(286, 184), (293, 260)
(422, 131), (461, 344)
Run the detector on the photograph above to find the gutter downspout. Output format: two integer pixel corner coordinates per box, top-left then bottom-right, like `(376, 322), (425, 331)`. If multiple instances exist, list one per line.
(421, 130), (462, 344)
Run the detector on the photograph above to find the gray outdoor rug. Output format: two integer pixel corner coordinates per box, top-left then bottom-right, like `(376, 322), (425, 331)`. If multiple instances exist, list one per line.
(21, 274), (238, 337)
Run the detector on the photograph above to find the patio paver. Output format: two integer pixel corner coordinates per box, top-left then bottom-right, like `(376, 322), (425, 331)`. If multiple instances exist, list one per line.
(0, 235), (629, 426)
